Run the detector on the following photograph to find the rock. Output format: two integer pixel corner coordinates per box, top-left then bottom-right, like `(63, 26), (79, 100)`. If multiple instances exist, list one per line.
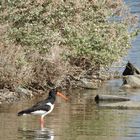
(122, 61), (140, 76)
(95, 94), (130, 103)
(0, 90), (18, 103)
(122, 75), (140, 88)
(95, 94), (140, 110)
(99, 101), (140, 109)
(56, 74), (102, 89)
(122, 61), (140, 88)
(0, 87), (43, 104)
(15, 86), (33, 98)
(79, 78), (101, 89)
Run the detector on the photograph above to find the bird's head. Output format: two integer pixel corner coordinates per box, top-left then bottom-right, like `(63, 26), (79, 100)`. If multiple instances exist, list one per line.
(49, 88), (68, 100)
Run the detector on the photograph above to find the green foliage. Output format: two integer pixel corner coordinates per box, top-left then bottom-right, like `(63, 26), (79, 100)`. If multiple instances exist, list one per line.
(0, 0), (137, 67)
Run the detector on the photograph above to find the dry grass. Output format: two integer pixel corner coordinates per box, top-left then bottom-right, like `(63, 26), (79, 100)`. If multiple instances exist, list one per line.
(0, 44), (33, 90)
(0, 43), (73, 90)
(0, 0), (139, 90)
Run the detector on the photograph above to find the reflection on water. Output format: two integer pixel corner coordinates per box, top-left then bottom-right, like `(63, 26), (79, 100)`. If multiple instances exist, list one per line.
(1, 88), (140, 140)
(18, 127), (54, 140)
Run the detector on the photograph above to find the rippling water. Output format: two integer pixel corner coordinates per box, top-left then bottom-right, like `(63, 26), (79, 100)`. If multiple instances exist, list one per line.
(0, 88), (140, 140)
(1, 1), (140, 140)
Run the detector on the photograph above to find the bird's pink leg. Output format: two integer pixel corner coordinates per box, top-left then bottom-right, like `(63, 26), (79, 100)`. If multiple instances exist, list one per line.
(40, 116), (45, 129)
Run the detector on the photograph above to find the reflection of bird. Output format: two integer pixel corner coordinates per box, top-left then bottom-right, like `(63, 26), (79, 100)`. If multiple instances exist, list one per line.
(18, 127), (54, 140)
(18, 89), (68, 128)
(36, 128), (54, 140)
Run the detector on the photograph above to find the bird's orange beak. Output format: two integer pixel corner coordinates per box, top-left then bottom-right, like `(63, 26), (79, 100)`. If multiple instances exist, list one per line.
(57, 92), (68, 100)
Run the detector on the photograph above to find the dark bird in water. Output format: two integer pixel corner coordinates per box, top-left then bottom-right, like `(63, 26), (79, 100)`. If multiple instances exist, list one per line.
(17, 89), (68, 128)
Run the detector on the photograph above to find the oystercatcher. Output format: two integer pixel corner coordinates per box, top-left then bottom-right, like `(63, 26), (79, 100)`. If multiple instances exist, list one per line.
(18, 89), (68, 128)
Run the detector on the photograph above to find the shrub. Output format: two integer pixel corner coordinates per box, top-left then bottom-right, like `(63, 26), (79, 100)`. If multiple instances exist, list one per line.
(0, 0), (138, 89)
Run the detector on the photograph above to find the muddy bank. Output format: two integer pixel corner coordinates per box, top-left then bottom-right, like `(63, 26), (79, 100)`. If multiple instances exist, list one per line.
(0, 87), (44, 104)
(0, 68), (111, 104)
(0, 79), (101, 104)
(1, 62), (140, 105)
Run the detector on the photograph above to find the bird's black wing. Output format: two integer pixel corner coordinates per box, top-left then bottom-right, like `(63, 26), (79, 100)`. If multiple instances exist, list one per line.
(18, 100), (51, 116)
(30, 100), (51, 111)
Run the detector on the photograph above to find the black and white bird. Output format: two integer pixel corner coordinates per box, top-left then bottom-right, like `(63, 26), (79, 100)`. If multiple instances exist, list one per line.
(17, 89), (68, 128)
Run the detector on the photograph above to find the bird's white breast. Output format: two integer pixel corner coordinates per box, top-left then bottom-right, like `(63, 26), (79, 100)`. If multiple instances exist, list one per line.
(31, 102), (54, 116)
(45, 102), (54, 115)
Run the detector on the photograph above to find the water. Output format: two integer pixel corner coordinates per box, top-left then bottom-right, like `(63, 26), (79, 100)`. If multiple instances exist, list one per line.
(124, 0), (140, 67)
(1, 1), (140, 140)
(1, 87), (140, 140)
